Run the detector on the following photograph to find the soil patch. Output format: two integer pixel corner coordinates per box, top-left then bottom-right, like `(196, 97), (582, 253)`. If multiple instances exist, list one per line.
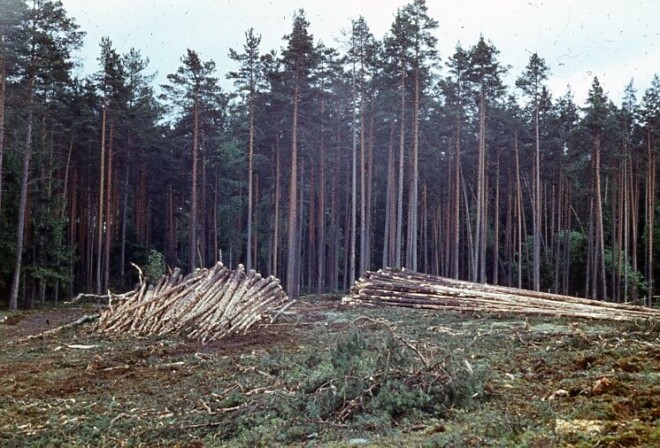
(1, 298), (658, 447)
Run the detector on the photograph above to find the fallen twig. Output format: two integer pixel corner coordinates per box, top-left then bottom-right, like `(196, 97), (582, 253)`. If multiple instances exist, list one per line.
(352, 316), (430, 369)
(11, 314), (100, 344)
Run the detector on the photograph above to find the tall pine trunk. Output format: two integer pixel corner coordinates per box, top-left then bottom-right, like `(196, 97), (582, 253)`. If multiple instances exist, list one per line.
(190, 99), (199, 271)
(594, 132), (607, 299)
(533, 92), (541, 291)
(103, 121), (114, 291)
(452, 117), (462, 279)
(383, 122), (397, 268)
(120, 152), (130, 286)
(473, 81), (486, 283)
(646, 129), (655, 306)
(631, 160), (640, 301)
(515, 131), (523, 289)
(359, 101), (367, 275)
(492, 155), (500, 285)
(200, 137), (207, 267)
(286, 84), (300, 298)
(407, 67), (420, 271)
(96, 106), (107, 294)
(9, 76), (35, 310)
(366, 110), (375, 271)
(349, 57), (357, 287)
(0, 59), (6, 226)
(316, 108), (326, 293)
(273, 142), (280, 278)
(395, 70), (405, 268)
(246, 95), (254, 270)
(329, 131), (340, 290)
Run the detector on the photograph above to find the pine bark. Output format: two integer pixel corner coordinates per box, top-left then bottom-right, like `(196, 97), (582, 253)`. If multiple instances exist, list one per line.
(316, 110), (326, 292)
(452, 118), (462, 279)
(359, 101), (367, 275)
(473, 81), (486, 283)
(246, 93), (254, 270)
(0, 59), (6, 226)
(349, 57), (357, 287)
(383, 122), (396, 268)
(407, 67), (420, 271)
(395, 70), (405, 269)
(286, 84), (300, 298)
(594, 132), (607, 300)
(190, 99), (200, 271)
(166, 182), (176, 267)
(96, 106), (107, 294)
(200, 136), (207, 267)
(365, 110), (375, 273)
(514, 131), (523, 289)
(492, 155), (500, 285)
(103, 121), (115, 291)
(120, 154), (130, 285)
(273, 142), (280, 278)
(533, 90), (541, 291)
(9, 76), (35, 310)
(646, 129), (655, 306)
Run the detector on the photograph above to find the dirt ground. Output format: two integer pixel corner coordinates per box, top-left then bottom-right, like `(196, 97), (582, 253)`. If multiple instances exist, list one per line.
(0, 297), (658, 447)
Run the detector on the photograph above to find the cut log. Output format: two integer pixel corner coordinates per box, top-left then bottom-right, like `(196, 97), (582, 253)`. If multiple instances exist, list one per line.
(95, 262), (290, 341)
(349, 268), (660, 322)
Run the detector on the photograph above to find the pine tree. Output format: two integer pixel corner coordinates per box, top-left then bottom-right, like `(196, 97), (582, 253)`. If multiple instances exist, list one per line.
(0, 0), (27, 232)
(641, 74), (660, 306)
(349, 16), (375, 278)
(441, 44), (471, 279)
(554, 87), (580, 295)
(584, 77), (609, 300)
(466, 36), (505, 283)
(94, 37), (127, 293)
(516, 52), (549, 291)
(120, 48), (158, 285)
(9, 0), (82, 310)
(161, 49), (221, 272)
(280, 10), (317, 298)
(228, 28), (268, 271)
(384, 0), (438, 271)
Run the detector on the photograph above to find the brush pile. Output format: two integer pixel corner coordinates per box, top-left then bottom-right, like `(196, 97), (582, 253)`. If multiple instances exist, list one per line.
(95, 263), (290, 342)
(350, 268), (660, 322)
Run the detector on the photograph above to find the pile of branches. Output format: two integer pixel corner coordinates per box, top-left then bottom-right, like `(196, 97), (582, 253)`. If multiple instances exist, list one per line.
(95, 263), (290, 342)
(350, 268), (660, 322)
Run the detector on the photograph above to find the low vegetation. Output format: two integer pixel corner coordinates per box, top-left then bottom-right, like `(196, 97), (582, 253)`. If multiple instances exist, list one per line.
(1, 297), (658, 447)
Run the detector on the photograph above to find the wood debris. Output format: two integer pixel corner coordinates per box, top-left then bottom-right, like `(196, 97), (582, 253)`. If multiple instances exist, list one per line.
(95, 262), (290, 342)
(349, 268), (660, 322)
(11, 314), (100, 344)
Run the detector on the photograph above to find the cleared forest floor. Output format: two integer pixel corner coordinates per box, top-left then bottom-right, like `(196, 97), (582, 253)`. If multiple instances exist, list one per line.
(1, 296), (658, 447)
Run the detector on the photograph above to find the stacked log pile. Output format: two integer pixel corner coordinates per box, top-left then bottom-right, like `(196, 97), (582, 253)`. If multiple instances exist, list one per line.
(350, 268), (660, 322)
(95, 263), (290, 342)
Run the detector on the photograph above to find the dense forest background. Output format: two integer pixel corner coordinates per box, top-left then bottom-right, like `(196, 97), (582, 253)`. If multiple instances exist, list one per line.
(1, 0), (659, 310)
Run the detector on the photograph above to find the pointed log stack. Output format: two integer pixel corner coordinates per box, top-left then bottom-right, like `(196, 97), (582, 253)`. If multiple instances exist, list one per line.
(350, 268), (660, 322)
(95, 263), (290, 342)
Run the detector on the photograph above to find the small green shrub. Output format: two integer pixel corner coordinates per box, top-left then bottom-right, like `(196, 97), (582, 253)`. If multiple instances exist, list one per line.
(143, 249), (165, 283)
(279, 323), (488, 426)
